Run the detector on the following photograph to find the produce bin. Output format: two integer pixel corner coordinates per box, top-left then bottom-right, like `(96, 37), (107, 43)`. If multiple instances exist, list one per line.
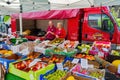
(74, 72), (96, 80)
(39, 65), (57, 80)
(0, 57), (15, 70)
(0, 53), (26, 70)
(1, 43), (11, 50)
(39, 65), (67, 80)
(71, 64), (105, 80)
(39, 65), (95, 80)
(9, 60), (55, 80)
(5, 73), (25, 80)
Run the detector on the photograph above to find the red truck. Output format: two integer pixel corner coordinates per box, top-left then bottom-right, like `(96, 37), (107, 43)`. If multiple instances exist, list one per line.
(11, 6), (120, 49)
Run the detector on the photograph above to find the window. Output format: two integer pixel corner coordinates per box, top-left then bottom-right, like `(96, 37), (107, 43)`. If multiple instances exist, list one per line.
(88, 14), (114, 32)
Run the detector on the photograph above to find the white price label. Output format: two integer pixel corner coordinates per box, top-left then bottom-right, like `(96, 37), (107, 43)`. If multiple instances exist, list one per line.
(81, 58), (88, 69)
(72, 58), (79, 64)
(118, 65), (120, 74)
(29, 59), (41, 68)
(82, 48), (87, 52)
(98, 51), (104, 57)
(11, 45), (19, 53)
(0, 44), (2, 48)
(56, 63), (63, 71)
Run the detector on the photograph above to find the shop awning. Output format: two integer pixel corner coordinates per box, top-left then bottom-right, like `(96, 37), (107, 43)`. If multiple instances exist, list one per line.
(11, 9), (79, 19)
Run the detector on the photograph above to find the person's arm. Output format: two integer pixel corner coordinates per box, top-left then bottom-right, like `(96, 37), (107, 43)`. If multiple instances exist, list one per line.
(45, 26), (50, 36)
(50, 27), (56, 35)
(59, 28), (66, 38)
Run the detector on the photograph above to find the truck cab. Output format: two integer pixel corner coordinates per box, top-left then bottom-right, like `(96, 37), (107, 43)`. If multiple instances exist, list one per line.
(81, 6), (120, 48)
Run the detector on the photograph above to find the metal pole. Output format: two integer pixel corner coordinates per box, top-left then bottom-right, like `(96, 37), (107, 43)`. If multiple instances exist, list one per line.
(19, 4), (23, 35)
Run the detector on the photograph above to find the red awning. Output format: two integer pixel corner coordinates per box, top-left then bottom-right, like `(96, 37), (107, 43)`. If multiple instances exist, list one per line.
(11, 9), (79, 19)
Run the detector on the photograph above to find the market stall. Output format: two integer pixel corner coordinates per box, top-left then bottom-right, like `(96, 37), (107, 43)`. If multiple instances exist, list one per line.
(11, 9), (80, 41)
(1, 0), (120, 80)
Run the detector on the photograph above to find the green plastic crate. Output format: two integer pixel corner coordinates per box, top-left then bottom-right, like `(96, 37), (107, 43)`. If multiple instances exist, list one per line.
(5, 73), (25, 80)
(45, 49), (77, 57)
(9, 59), (55, 80)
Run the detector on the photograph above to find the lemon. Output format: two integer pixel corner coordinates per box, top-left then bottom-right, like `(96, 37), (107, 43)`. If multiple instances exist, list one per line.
(67, 76), (75, 80)
(112, 60), (120, 68)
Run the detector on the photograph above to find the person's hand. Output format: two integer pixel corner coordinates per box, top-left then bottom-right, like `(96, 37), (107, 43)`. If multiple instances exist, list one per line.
(47, 31), (50, 34)
(56, 35), (59, 38)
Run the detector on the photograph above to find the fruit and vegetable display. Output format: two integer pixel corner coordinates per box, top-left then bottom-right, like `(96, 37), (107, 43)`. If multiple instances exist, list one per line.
(63, 60), (76, 70)
(0, 50), (13, 55)
(71, 64), (87, 74)
(14, 59), (48, 72)
(58, 40), (79, 49)
(40, 55), (65, 63)
(87, 69), (105, 79)
(71, 64), (105, 80)
(0, 50), (23, 60)
(19, 42), (37, 52)
(2, 54), (22, 60)
(49, 55), (65, 63)
(34, 41), (52, 53)
(1, 39), (120, 80)
(61, 72), (93, 80)
(53, 47), (63, 53)
(44, 70), (67, 80)
(48, 38), (64, 46)
(89, 41), (111, 59)
(74, 53), (95, 60)
(27, 52), (41, 59)
(111, 50), (120, 56)
(77, 44), (91, 54)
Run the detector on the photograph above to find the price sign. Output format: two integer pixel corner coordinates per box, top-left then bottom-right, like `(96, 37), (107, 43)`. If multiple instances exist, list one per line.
(81, 58), (88, 69)
(56, 63), (63, 71)
(118, 65), (120, 74)
(72, 58), (79, 64)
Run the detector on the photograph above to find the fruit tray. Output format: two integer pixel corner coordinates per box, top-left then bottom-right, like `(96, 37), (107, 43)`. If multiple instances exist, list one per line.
(48, 38), (64, 46)
(61, 72), (95, 80)
(39, 65), (57, 80)
(40, 65), (95, 80)
(71, 64), (105, 80)
(58, 40), (79, 49)
(0, 53), (26, 70)
(9, 59), (55, 80)
(39, 65), (67, 80)
(63, 57), (79, 71)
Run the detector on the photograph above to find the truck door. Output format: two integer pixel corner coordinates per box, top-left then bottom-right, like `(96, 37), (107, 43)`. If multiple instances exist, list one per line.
(82, 13), (114, 42)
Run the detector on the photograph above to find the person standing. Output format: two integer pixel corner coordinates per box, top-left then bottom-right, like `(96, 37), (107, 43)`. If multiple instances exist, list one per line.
(45, 21), (56, 40)
(55, 22), (66, 39)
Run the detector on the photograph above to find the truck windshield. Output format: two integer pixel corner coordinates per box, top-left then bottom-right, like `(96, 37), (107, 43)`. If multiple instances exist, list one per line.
(110, 13), (120, 30)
